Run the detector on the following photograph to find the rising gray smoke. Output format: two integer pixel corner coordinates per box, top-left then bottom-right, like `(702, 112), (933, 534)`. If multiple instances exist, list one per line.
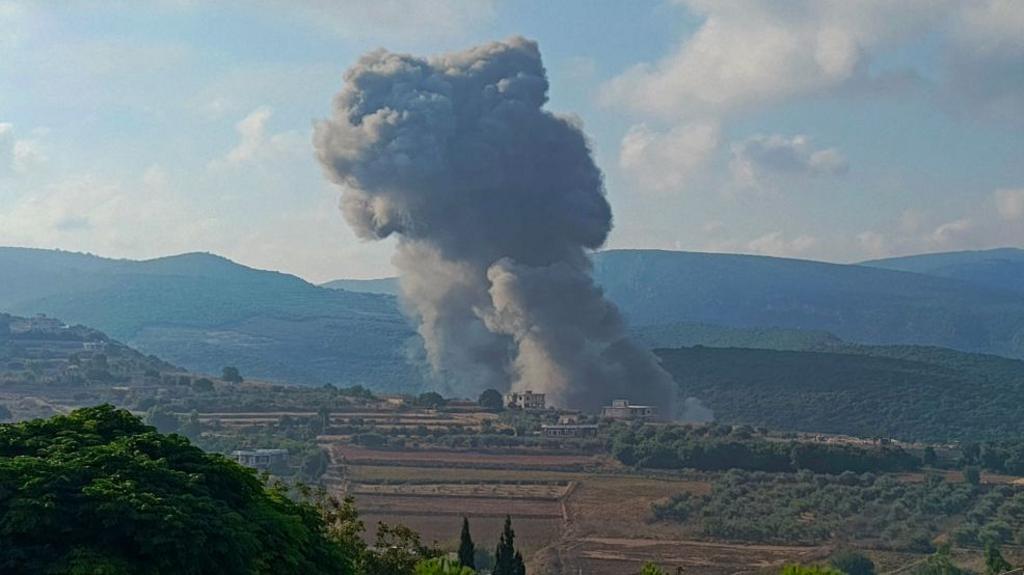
(314, 37), (675, 414)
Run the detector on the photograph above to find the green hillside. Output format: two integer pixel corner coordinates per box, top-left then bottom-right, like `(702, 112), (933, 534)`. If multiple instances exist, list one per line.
(7, 246), (1024, 395)
(863, 247), (1024, 295)
(0, 406), (354, 574)
(592, 249), (1024, 360)
(631, 321), (843, 351)
(0, 312), (177, 386)
(657, 345), (1024, 442)
(0, 248), (422, 390)
(322, 248), (1024, 360)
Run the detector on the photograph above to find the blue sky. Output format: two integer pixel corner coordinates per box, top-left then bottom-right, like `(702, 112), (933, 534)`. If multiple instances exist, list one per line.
(1, 0), (1022, 282)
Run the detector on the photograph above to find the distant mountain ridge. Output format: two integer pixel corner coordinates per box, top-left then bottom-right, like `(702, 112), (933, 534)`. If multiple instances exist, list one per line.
(0, 247), (422, 390)
(861, 247), (1024, 295)
(4, 246), (1024, 390)
(320, 277), (401, 296)
(322, 247), (1024, 358)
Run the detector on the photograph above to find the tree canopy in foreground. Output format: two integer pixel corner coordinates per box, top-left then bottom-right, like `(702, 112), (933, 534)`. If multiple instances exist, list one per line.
(0, 405), (353, 575)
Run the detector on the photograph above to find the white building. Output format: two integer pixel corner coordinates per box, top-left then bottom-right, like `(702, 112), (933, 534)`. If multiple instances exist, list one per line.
(231, 448), (289, 469)
(505, 390), (546, 410)
(601, 399), (657, 420)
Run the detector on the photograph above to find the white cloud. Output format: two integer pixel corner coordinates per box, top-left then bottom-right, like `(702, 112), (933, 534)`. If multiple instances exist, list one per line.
(954, 0), (1024, 54)
(619, 121), (720, 193)
(601, 0), (944, 120)
(0, 1), (31, 51)
(0, 122), (46, 175)
(730, 134), (847, 188)
(746, 230), (819, 258)
(0, 169), (216, 258)
(702, 229), (820, 259)
(602, 0), (1024, 124)
(857, 188), (1024, 258)
(12, 138), (45, 173)
(994, 188), (1024, 221)
(946, 0), (1024, 122)
(210, 106), (306, 169)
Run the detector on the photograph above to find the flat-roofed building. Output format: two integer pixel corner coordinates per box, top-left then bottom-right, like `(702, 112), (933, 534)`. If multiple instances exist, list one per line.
(231, 448), (288, 469)
(505, 390), (546, 410)
(601, 399), (657, 420)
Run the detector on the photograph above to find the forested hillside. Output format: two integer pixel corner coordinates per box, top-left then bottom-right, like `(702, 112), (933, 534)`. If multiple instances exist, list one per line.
(863, 248), (1024, 295)
(6, 246), (1024, 392)
(0, 313), (176, 387)
(593, 250), (1024, 360)
(0, 248), (422, 390)
(657, 346), (1024, 441)
(0, 405), (355, 574)
(321, 248), (1024, 360)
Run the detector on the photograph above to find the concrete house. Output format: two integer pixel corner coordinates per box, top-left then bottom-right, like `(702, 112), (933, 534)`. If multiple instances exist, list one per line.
(601, 399), (657, 421)
(231, 449), (289, 469)
(505, 390), (546, 410)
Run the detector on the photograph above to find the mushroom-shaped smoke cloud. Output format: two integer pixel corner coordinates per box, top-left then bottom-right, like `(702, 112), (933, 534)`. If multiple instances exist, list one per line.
(315, 37), (675, 414)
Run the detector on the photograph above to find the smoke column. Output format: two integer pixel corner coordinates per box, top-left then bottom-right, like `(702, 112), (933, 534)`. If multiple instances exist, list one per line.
(315, 37), (675, 414)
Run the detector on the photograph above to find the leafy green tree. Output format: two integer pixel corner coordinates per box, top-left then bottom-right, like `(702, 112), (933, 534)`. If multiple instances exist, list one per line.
(964, 466), (982, 486)
(478, 389), (504, 411)
(417, 392), (446, 409)
(923, 446), (938, 466)
(0, 405), (353, 574)
(416, 557), (475, 575)
(493, 515), (527, 575)
(912, 544), (967, 575)
(0, 404), (11, 422)
(191, 377), (215, 392)
(144, 404), (179, 433)
(640, 563), (667, 575)
(458, 517), (476, 569)
(984, 543), (1012, 575)
(829, 550), (875, 575)
(221, 365), (243, 383)
(354, 432), (388, 448)
(363, 522), (437, 575)
(178, 409), (203, 439)
(300, 448), (331, 483)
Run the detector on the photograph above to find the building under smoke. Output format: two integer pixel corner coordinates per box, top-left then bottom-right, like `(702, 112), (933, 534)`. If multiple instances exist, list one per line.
(314, 37), (675, 415)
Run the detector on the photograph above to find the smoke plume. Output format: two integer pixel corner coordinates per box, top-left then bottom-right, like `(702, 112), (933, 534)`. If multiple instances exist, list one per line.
(315, 37), (675, 414)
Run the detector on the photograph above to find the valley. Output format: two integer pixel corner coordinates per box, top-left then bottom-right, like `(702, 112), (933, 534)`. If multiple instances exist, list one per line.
(3, 246), (1024, 574)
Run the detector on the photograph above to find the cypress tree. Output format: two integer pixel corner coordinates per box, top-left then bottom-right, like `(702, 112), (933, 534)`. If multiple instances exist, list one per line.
(458, 517), (475, 569)
(493, 515), (525, 575)
(985, 543), (1012, 575)
(513, 550), (526, 575)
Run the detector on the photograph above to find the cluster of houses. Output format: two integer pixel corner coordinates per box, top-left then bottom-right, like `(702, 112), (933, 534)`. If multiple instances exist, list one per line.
(504, 390), (658, 438)
(234, 392), (662, 465)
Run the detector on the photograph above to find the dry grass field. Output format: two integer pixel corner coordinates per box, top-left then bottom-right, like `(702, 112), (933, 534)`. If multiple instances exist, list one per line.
(548, 537), (826, 575)
(319, 433), (824, 574)
(197, 405), (1019, 575)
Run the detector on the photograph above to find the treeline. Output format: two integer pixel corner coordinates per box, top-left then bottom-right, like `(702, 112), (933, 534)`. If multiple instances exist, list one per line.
(653, 470), (1024, 551)
(960, 441), (1024, 475)
(611, 424), (920, 474)
(351, 430), (603, 453)
(656, 345), (1024, 442)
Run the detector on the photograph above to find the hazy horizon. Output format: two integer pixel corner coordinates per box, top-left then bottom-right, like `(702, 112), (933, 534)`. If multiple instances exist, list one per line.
(6, 242), (1024, 285)
(2, 1), (1022, 283)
